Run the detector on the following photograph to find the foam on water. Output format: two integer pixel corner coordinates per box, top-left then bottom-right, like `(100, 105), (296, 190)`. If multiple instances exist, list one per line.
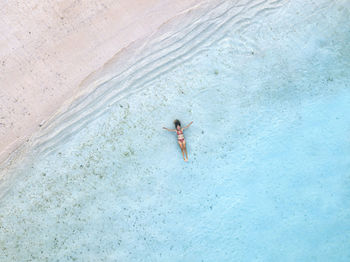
(0, 0), (350, 261)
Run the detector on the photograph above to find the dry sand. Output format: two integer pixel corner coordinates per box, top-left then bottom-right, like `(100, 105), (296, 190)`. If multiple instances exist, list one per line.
(0, 0), (203, 165)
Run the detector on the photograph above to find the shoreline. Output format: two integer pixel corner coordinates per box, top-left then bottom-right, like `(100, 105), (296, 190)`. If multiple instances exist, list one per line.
(0, 0), (203, 168)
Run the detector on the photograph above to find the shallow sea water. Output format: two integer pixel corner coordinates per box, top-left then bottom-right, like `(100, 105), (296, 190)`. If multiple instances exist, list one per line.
(1, 0), (350, 261)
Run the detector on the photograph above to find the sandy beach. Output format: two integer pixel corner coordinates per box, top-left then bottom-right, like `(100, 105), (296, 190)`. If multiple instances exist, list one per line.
(0, 0), (203, 166)
(1, 0), (349, 260)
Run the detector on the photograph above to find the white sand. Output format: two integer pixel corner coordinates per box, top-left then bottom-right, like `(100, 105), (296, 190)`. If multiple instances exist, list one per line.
(0, 0), (203, 164)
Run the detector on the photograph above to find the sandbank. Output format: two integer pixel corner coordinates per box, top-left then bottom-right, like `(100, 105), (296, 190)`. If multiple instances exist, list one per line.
(0, 0), (203, 166)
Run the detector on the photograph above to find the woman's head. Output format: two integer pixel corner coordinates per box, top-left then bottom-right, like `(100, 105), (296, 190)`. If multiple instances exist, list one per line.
(174, 119), (181, 130)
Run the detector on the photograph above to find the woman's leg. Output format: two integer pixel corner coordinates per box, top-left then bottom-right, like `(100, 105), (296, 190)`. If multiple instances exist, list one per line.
(178, 141), (186, 160)
(183, 141), (188, 160)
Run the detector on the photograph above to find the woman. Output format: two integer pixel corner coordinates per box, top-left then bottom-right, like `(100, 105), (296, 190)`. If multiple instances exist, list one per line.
(163, 119), (193, 161)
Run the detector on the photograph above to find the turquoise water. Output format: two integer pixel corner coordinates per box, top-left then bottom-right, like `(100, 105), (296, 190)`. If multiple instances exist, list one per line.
(1, 0), (350, 261)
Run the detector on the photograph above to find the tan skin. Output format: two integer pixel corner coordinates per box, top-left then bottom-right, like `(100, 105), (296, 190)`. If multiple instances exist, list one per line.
(163, 121), (193, 161)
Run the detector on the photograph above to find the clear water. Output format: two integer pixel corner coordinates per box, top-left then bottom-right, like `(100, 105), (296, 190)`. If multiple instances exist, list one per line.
(1, 0), (350, 261)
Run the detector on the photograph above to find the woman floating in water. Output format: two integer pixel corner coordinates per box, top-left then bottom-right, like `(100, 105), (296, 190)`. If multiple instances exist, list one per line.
(163, 119), (193, 162)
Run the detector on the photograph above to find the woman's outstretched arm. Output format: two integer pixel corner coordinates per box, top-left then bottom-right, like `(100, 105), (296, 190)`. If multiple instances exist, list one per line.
(183, 121), (193, 129)
(163, 127), (176, 131)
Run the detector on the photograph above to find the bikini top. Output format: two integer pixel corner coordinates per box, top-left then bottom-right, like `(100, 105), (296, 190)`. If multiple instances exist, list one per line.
(177, 129), (184, 139)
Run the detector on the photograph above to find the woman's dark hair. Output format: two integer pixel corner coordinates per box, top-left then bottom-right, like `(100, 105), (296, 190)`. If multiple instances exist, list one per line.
(174, 119), (181, 129)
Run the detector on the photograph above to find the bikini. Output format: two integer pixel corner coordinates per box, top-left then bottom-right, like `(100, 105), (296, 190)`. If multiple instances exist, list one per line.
(177, 129), (185, 142)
